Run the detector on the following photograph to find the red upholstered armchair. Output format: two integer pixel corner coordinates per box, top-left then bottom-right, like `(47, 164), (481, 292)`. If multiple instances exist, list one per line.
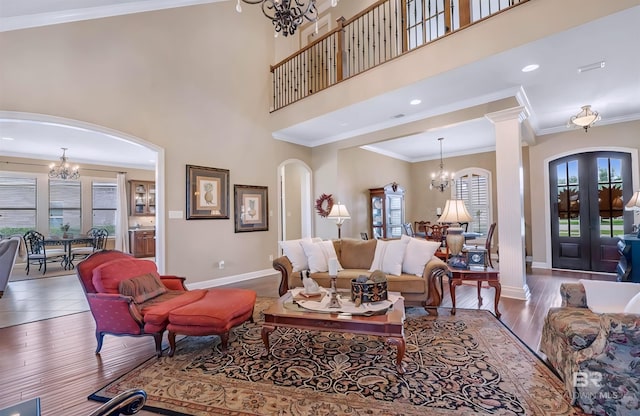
(76, 250), (202, 357)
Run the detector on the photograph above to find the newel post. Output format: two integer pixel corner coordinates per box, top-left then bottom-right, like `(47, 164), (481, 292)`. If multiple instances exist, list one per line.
(336, 17), (346, 82)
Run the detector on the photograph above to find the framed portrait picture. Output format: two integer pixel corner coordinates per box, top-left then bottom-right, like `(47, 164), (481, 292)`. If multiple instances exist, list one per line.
(234, 185), (268, 232)
(186, 165), (230, 219)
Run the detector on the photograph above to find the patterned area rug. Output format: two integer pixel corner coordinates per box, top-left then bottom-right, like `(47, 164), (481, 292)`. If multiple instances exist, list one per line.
(90, 298), (582, 415)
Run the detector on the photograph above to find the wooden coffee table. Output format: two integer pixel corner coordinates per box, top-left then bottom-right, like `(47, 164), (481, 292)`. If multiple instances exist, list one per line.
(261, 292), (407, 374)
(447, 265), (501, 318)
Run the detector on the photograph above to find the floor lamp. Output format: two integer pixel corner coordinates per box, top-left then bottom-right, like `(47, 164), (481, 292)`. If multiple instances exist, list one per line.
(328, 203), (350, 239)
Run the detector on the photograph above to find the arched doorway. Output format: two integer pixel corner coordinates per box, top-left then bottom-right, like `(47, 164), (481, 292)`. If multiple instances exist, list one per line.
(278, 160), (313, 244)
(0, 111), (165, 270)
(549, 150), (633, 272)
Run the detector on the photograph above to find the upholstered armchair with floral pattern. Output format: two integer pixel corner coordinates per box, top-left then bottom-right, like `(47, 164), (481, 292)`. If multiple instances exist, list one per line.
(540, 282), (640, 415)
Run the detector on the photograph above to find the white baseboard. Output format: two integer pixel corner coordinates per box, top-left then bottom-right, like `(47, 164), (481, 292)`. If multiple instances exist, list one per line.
(185, 268), (278, 290)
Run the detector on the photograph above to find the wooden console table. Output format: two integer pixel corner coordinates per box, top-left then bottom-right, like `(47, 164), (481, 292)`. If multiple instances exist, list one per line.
(447, 265), (501, 318)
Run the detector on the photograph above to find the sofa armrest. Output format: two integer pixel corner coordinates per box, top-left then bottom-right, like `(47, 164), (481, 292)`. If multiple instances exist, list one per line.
(423, 256), (447, 308)
(273, 256), (293, 296)
(159, 275), (187, 291)
(560, 282), (587, 308)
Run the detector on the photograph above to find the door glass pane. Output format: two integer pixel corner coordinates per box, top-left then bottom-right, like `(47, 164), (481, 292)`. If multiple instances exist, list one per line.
(597, 157), (624, 237)
(556, 161), (580, 237)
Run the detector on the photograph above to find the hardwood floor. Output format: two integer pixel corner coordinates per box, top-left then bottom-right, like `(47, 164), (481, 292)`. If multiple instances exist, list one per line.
(0, 266), (613, 415)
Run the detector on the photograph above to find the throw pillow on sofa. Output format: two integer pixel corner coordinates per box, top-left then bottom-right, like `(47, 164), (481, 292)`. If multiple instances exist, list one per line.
(279, 237), (322, 272)
(369, 237), (409, 276)
(580, 279), (640, 314)
(624, 291), (640, 314)
(402, 236), (441, 276)
(300, 240), (343, 273)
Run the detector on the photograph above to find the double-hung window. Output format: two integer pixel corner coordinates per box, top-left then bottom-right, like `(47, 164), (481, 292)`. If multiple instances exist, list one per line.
(92, 181), (117, 235)
(49, 179), (81, 236)
(0, 175), (37, 236)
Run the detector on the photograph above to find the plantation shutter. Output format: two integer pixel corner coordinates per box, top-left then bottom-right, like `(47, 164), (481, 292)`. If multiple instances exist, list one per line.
(455, 173), (489, 234)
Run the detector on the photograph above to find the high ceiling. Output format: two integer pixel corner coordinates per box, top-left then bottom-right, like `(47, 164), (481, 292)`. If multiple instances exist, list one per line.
(1, 0), (639, 166)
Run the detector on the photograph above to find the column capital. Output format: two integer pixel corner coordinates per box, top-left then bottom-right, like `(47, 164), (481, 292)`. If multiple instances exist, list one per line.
(485, 106), (529, 124)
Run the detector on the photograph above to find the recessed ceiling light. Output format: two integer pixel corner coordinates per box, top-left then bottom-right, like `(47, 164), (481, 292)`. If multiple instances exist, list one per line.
(410, 99), (422, 105)
(1, 137), (15, 140)
(521, 64), (539, 73)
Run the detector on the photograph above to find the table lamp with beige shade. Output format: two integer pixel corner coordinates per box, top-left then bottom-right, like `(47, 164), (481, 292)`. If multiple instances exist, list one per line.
(438, 199), (473, 261)
(625, 191), (640, 237)
(327, 202), (350, 239)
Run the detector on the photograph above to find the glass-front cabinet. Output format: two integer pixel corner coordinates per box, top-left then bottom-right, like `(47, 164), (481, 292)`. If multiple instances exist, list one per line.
(129, 180), (156, 216)
(369, 183), (405, 239)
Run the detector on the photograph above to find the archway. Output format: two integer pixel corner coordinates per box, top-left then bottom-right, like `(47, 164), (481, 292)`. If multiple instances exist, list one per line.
(277, 159), (313, 246)
(0, 111), (165, 271)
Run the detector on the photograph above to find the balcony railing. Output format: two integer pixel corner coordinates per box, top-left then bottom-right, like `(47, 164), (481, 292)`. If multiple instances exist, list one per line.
(270, 0), (528, 111)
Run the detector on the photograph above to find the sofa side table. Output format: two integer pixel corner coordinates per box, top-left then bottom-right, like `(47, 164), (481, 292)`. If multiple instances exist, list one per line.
(447, 265), (501, 318)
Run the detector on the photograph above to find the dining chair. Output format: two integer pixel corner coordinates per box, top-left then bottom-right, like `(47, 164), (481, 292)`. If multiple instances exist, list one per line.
(71, 228), (109, 264)
(23, 230), (66, 274)
(485, 222), (497, 268)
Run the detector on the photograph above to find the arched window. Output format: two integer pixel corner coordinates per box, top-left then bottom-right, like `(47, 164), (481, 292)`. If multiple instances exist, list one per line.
(453, 168), (492, 234)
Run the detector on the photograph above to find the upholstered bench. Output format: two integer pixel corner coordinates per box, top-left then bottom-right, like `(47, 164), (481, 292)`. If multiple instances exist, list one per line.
(167, 288), (257, 356)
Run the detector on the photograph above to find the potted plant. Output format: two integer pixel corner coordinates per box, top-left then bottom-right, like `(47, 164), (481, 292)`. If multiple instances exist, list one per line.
(60, 223), (70, 238)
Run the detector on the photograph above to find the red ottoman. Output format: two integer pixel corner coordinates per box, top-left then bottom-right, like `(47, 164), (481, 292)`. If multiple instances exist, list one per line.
(166, 288), (256, 357)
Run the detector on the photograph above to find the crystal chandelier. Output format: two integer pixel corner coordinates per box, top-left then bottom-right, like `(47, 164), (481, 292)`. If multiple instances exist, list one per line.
(568, 105), (600, 132)
(430, 137), (453, 192)
(236, 0), (338, 37)
(49, 148), (80, 180)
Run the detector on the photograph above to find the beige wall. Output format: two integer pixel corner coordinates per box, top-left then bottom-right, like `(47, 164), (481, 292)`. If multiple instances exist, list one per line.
(528, 120), (640, 267)
(0, 3), (311, 282)
(337, 146), (411, 239)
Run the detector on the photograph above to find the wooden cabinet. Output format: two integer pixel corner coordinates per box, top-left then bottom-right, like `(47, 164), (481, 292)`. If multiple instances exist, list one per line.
(129, 229), (156, 258)
(130, 180), (156, 216)
(369, 183), (405, 239)
(617, 234), (640, 283)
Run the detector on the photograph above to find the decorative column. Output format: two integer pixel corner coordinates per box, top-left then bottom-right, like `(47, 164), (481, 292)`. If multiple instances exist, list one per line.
(485, 107), (530, 300)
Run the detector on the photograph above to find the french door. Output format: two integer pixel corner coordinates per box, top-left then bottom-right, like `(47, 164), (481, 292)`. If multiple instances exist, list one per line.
(550, 151), (633, 272)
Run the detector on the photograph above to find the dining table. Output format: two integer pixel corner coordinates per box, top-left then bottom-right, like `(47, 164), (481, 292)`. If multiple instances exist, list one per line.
(43, 235), (94, 270)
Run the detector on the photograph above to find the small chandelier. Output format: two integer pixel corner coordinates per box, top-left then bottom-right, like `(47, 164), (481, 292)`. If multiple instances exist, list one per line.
(49, 148), (80, 180)
(568, 105), (600, 132)
(236, 0), (338, 37)
(430, 137), (453, 192)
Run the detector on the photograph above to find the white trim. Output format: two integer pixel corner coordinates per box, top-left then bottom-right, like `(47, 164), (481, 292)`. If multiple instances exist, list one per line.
(186, 268), (278, 290)
(542, 146), (640, 270)
(0, 0), (226, 32)
(277, 159), (314, 255)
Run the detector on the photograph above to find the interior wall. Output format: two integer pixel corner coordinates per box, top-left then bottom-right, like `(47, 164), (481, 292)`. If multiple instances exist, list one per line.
(528, 120), (640, 267)
(337, 147), (411, 240)
(0, 3), (312, 282)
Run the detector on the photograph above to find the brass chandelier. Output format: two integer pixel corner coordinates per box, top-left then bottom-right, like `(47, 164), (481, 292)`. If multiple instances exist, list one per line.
(430, 137), (453, 192)
(236, 0), (338, 37)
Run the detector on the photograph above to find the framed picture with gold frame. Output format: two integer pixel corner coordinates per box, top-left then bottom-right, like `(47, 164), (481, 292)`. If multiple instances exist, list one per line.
(234, 185), (268, 232)
(186, 164), (229, 219)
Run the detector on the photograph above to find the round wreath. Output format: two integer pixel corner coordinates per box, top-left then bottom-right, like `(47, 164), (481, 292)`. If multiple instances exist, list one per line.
(315, 193), (334, 218)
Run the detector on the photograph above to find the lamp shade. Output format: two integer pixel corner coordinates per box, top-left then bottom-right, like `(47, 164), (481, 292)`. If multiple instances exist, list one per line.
(625, 191), (640, 210)
(328, 203), (350, 221)
(438, 200), (472, 224)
